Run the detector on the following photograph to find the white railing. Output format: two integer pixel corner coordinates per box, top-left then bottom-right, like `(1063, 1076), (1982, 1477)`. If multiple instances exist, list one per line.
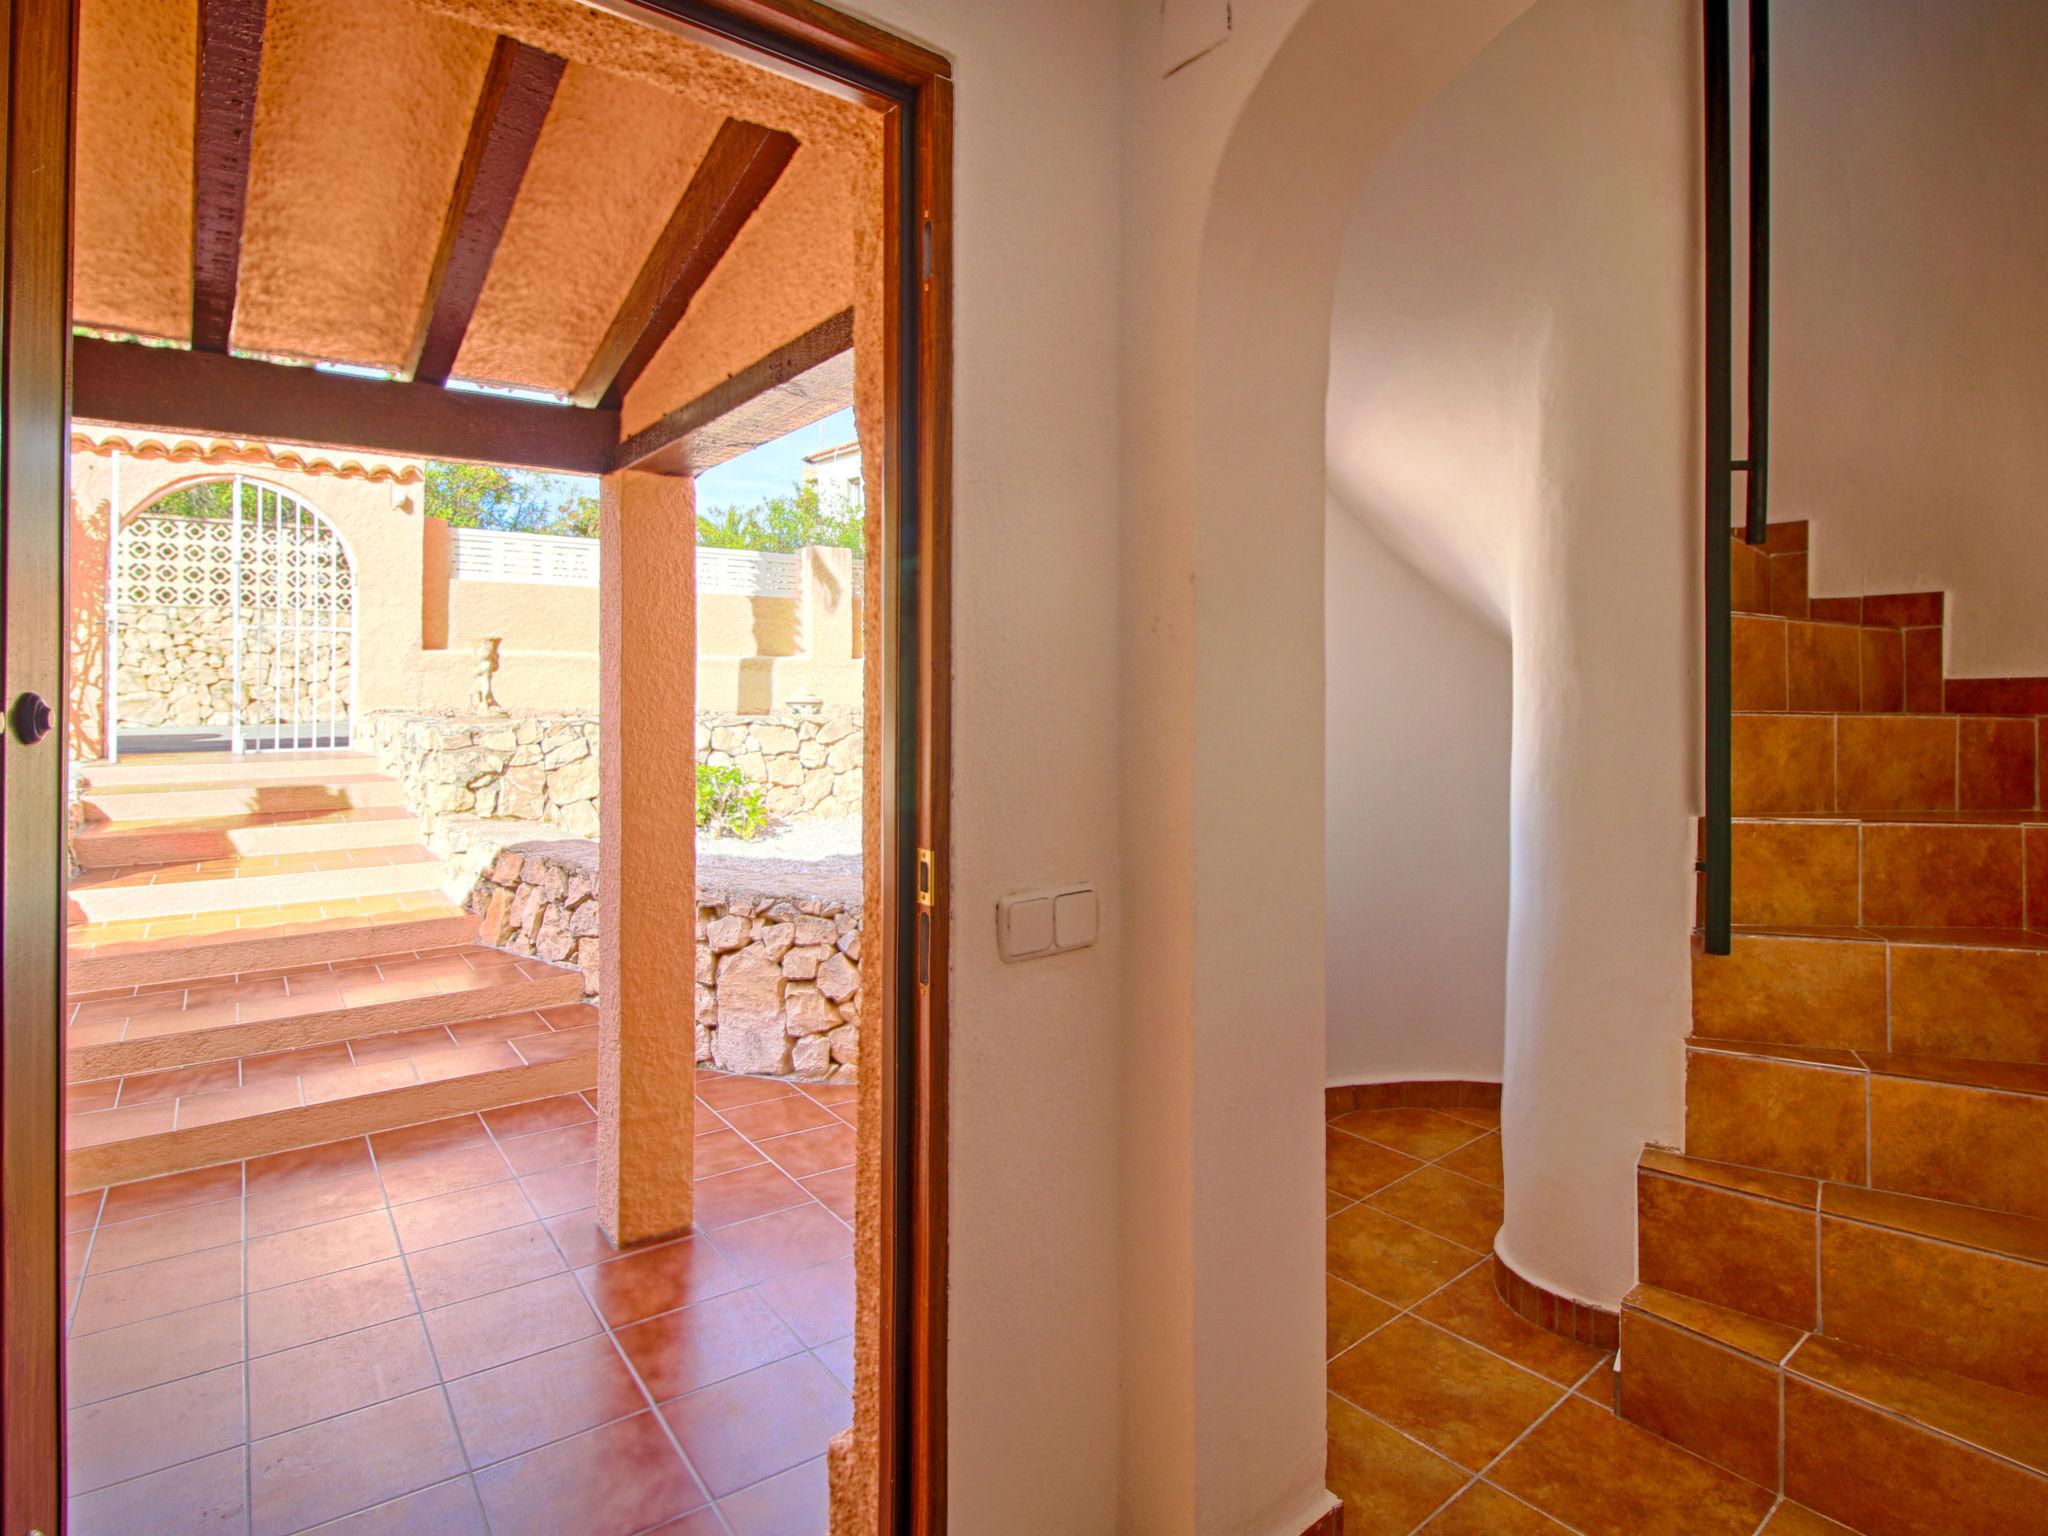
(450, 527), (863, 596)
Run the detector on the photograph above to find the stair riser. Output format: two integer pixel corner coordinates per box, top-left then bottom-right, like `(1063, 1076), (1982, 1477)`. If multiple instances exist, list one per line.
(65, 1052), (595, 1193)
(1732, 614), (1928, 716)
(1733, 714), (2041, 816)
(73, 816), (424, 869)
(1618, 1310), (1782, 1490)
(69, 862), (444, 924)
(67, 912), (480, 991)
(1819, 1218), (2048, 1399)
(1686, 1051), (2047, 1220)
(66, 974), (585, 1082)
(80, 781), (407, 823)
(1727, 821), (2030, 929)
(1637, 1172), (1818, 1330)
(1784, 1379), (2047, 1536)
(79, 754), (380, 788)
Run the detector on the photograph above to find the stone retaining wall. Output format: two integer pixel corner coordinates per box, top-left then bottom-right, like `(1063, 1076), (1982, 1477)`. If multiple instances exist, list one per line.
(466, 838), (860, 1083)
(119, 606), (354, 729)
(697, 710), (863, 821)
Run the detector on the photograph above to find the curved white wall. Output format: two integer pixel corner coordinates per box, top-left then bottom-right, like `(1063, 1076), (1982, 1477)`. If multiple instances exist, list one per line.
(1325, 496), (1509, 1086)
(1325, 0), (1696, 1306)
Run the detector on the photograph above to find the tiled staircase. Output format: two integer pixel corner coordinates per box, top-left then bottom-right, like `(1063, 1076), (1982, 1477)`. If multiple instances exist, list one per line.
(1618, 523), (2048, 1535)
(65, 751), (595, 1191)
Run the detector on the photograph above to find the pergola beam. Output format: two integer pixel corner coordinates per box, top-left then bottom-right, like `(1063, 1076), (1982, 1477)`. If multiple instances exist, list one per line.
(572, 118), (798, 410)
(73, 338), (619, 475)
(407, 37), (566, 385)
(614, 308), (854, 476)
(190, 0), (269, 351)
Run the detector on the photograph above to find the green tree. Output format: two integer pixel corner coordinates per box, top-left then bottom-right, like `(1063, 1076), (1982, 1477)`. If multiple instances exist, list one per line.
(424, 461), (599, 537)
(695, 480), (863, 555)
(148, 481), (235, 519)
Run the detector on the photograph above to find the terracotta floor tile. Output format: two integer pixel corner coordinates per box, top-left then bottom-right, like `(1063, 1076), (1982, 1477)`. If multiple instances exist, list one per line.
(68, 1099), (175, 1149)
(1757, 1504), (1860, 1536)
(86, 1195), (243, 1273)
(444, 1334), (646, 1467)
(247, 1209), (398, 1291)
(757, 1123), (857, 1179)
(425, 1271), (602, 1379)
(1328, 1316), (1564, 1470)
(1326, 1126), (1426, 1200)
(248, 1388), (467, 1536)
(66, 1295), (245, 1405)
(718, 1454), (830, 1536)
(473, 1410), (706, 1536)
(693, 1162), (815, 1230)
(481, 1094), (594, 1139)
(1326, 1204), (1479, 1308)
(246, 1257), (417, 1356)
(544, 1210), (632, 1269)
(242, 1042), (356, 1087)
(297, 1476), (488, 1534)
(1413, 1267), (1609, 1386)
(711, 1203), (854, 1286)
(1331, 1107), (1487, 1160)
(1420, 1482), (1573, 1535)
(510, 1024), (598, 1065)
(719, 1093), (838, 1141)
(245, 1136), (373, 1194)
(800, 1166), (856, 1224)
(616, 1287), (806, 1402)
(498, 1119), (599, 1175)
(407, 1222), (567, 1311)
(1327, 1275), (1397, 1360)
(371, 1114), (491, 1163)
(376, 1143), (513, 1206)
(248, 1316), (440, 1437)
(1490, 1396), (1776, 1535)
(663, 1353), (851, 1499)
(71, 1243), (245, 1335)
(246, 1166), (386, 1239)
(66, 1362), (247, 1494)
(67, 1077), (120, 1114)
(693, 1072), (794, 1112)
(642, 1510), (728, 1536)
(66, 1446), (247, 1536)
(1326, 1391), (1468, 1536)
(813, 1335), (856, 1393)
(390, 1179), (532, 1253)
(693, 1128), (770, 1179)
(1436, 1132), (1503, 1187)
(117, 1058), (241, 1105)
(1366, 1166), (1504, 1251)
(579, 1235), (747, 1328)
(518, 1159), (599, 1218)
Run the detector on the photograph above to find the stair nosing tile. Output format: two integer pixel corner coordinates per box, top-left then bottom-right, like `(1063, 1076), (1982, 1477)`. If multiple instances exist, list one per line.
(1818, 1182), (2048, 1268)
(1623, 1282), (1805, 1365)
(1638, 1147), (1820, 1209)
(1786, 1334), (2048, 1480)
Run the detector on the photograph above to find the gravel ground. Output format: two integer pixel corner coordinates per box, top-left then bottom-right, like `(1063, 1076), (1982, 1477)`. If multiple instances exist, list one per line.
(699, 812), (862, 863)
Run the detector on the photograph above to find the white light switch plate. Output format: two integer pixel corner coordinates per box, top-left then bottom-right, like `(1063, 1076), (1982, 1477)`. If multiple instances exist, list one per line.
(999, 884), (1098, 961)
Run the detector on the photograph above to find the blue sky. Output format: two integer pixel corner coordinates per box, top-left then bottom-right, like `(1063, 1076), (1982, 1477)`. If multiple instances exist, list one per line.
(695, 406), (859, 514)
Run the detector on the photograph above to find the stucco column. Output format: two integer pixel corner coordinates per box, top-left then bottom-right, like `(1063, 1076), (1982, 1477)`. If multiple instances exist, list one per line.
(596, 468), (697, 1246)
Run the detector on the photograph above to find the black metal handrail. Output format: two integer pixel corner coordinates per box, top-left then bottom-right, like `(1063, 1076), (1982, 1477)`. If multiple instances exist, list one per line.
(1702, 0), (1770, 956)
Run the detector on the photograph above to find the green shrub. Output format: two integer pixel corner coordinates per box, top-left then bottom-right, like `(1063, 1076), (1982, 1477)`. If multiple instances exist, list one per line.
(696, 763), (768, 840)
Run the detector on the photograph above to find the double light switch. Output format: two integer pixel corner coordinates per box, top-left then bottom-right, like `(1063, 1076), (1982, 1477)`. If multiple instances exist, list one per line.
(998, 883), (1098, 961)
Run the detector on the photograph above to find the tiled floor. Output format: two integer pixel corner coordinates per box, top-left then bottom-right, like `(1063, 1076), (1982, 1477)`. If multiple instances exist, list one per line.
(65, 1072), (858, 1536)
(1325, 1100), (1816, 1536)
(68, 889), (468, 954)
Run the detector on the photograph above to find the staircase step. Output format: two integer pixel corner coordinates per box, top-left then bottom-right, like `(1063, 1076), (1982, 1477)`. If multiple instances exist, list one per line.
(1638, 1149), (1819, 1329)
(1721, 813), (2042, 929)
(78, 775), (408, 824)
(1685, 1037), (2048, 1219)
(76, 750), (380, 788)
(72, 805), (422, 868)
(1693, 926), (2048, 1062)
(1620, 1284), (1800, 1486)
(64, 1004), (598, 1190)
(67, 846), (446, 923)
(68, 902), (481, 991)
(65, 945), (586, 1079)
(1732, 712), (2040, 816)
(1731, 612), (1935, 716)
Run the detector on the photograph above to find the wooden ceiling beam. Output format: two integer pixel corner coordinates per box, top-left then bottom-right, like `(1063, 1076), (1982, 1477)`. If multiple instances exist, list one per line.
(190, 0), (269, 352)
(572, 118), (799, 411)
(615, 308), (854, 476)
(406, 37), (567, 385)
(73, 338), (619, 475)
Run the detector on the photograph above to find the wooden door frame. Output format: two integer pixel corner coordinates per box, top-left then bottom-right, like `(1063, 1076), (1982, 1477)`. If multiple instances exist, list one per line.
(0, 0), (950, 1531)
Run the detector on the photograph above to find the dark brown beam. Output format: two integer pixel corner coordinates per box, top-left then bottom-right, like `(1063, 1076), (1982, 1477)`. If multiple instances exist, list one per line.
(615, 308), (854, 476)
(73, 338), (619, 475)
(407, 37), (566, 385)
(572, 118), (798, 410)
(191, 0), (269, 352)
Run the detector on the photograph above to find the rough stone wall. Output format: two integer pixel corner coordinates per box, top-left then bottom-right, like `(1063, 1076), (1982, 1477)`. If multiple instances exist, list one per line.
(466, 838), (860, 1083)
(697, 709), (863, 820)
(118, 605), (354, 729)
(365, 710), (601, 838)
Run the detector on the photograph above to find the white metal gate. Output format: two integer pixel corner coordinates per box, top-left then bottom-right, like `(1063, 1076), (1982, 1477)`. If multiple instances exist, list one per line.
(109, 475), (358, 756)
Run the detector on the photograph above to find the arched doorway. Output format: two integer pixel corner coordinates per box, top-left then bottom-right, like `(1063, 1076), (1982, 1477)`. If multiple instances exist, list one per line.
(109, 475), (358, 756)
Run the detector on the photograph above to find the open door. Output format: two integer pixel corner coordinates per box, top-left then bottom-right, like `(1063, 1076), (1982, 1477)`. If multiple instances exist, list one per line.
(1, 0), (76, 1528)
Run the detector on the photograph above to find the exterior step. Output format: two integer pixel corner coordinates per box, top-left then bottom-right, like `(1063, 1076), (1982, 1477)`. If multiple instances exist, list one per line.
(65, 1004), (598, 1190)
(75, 750), (380, 788)
(1684, 1036), (2048, 1220)
(66, 845), (446, 924)
(67, 903), (481, 991)
(77, 774), (408, 824)
(66, 945), (586, 1080)
(1692, 925), (2048, 1063)
(1619, 1284), (2048, 1535)
(1719, 812), (2047, 929)
(1732, 712), (2042, 817)
(71, 805), (422, 868)
(1637, 1149), (2048, 1396)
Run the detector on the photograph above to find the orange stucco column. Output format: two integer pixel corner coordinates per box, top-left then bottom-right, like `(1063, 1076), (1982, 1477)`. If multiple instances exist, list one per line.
(596, 468), (697, 1246)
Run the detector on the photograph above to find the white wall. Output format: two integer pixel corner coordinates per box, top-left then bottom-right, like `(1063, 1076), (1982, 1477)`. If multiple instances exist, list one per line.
(1770, 0), (2048, 677)
(1324, 497), (1509, 1086)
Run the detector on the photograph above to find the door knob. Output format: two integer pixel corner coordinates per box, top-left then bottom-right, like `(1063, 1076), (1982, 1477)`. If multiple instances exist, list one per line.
(10, 691), (53, 745)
